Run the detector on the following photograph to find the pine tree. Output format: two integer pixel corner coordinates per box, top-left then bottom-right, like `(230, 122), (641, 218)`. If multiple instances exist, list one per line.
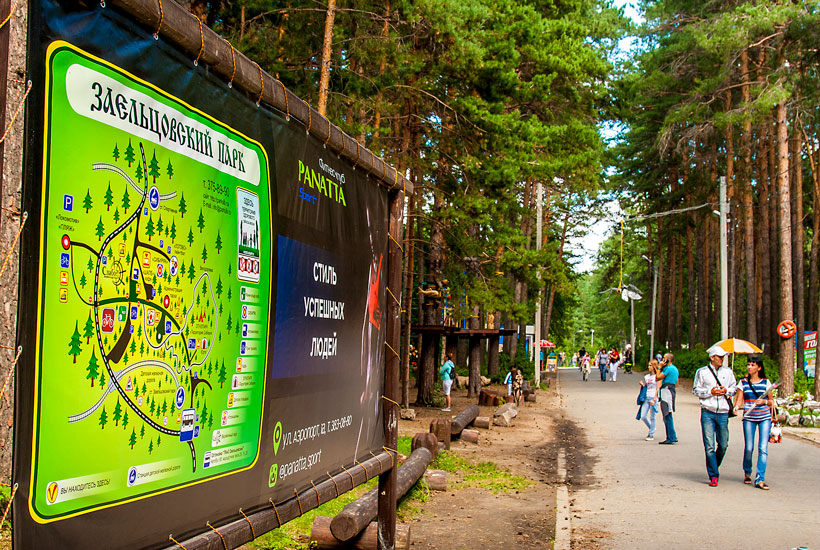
(128, 428), (137, 449)
(215, 231), (222, 254)
(187, 228), (194, 246)
(218, 361), (227, 388)
(135, 162), (143, 183)
(124, 139), (135, 166)
(145, 215), (155, 240)
(113, 398), (122, 426)
(113, 208), (120, 223)
(148, 440), (153, 454)
(166, 159), (174, 179)
(104, 183), (114, 211)
(178, 193), (187, 217)
(99, 369), (106, 388)
(215, 277), (223, 298)
(99, 406), (108, 429)
(156, 216), (164, 235)
(95, 217), (105, 240)
(122, 410), (129, 429)
(201, 244), (208, 263)
(83, 312), (94, 343)
(86, 351), (99, 386)
(170, 219), (177, 242)
(82, 189), (93, 213)
(122, 187), (131, 211)
(197, 209), (205, 233)
(68, 321), (82, 363)
(79, 273), (87, 288)
(113, 143), (120, 162)
(188, 262), (196, 283)
(140, 424), (145, 439)
(148, 151), (161, 183)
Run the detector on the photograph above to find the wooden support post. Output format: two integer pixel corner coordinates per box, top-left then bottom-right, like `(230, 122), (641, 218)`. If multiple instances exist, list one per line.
(411, 432), (439, 457)
(0, 0), (10, 232)
(429, 418), (451, 450)
(378, 188), (404, 550)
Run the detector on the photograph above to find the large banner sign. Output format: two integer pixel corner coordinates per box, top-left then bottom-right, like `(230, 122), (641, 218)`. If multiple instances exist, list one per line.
(15, 2), (387, 548)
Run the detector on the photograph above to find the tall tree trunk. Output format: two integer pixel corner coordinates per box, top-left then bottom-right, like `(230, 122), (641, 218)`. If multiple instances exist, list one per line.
(776, 102), (794, 394)
(696, 217), (709, 345)
(666, 237), (677, 349)
(758, 125), (773, 353)
(400, 135), (417, 407)
(543, 204), (571, 338)
(740, 50), (757, 342)
(687, 222), (696, 347)
(317, 0), (337, 116)
(468, 305), (481, 397)
(792, 125), (805, 380)
(725, 96), (737, 336)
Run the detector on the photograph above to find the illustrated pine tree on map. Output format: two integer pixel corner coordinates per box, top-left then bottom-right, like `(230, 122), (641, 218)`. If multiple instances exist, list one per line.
(128, 428), (137, 449)
(112, 399), (122, 426)
(215, 231), (222, 254)
(166, 159), (174, 179)
(86, 351), (98, 386)
(112, 143), (119, 162)
(83, 189), (93, 213)
(135, 162), (143, 183)
(121, 186), (130, 211)
(148, 151), (161, 183)
(104, 183), (114, 211)
(68, 321), (82, 363)
(178, 192), (187, 217)
(99, 406), (108, 430)
(122, 410), (129, 430)
(197, 209), (205, 233)
(123, 139), (135, 166)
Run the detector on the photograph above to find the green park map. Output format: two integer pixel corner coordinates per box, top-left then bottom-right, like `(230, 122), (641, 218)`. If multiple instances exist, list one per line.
(30, 43), (271, 521)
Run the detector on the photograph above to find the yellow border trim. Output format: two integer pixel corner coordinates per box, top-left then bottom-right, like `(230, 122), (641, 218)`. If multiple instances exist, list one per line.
(30, 40), (274, 524)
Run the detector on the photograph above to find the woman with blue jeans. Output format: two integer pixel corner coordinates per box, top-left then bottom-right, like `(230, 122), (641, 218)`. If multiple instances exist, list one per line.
(639, 360), (660, 440)
(734, 356), (773, 490)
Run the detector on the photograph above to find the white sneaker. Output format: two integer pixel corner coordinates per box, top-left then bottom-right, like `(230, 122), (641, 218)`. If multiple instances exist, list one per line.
(442, 408), (451, 411)
(645, 435), (654, 441)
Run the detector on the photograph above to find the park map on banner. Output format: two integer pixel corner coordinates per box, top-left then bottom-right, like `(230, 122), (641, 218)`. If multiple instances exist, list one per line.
(30, 42), (272, 522)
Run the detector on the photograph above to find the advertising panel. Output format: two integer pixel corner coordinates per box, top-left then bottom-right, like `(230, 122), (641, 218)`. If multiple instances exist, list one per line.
(15, 2), (388, 547)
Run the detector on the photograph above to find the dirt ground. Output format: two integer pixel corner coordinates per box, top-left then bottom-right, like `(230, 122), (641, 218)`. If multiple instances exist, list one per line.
(399, 375), (571, 549)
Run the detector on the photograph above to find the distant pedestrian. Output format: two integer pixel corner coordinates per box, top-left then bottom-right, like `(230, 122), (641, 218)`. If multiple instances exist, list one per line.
(638, 360), (660, 440)
(733, 355), (774, 490)
(608, 347), (619, 381)
(597, 348), (609, 381)
(693, 347), (737, 486)
(504, 368), (513, 396)
(656, 353), (679, 445)
(512, 368), (524, 406)
(439, 354), (456, 411)
(623, 345), (633, 374)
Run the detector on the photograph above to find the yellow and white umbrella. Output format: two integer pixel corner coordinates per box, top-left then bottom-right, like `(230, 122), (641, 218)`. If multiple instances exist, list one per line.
(708, 338), (762, 355)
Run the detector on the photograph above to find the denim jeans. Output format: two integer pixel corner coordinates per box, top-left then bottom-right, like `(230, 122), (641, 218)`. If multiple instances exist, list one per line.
(640, 401), (657, 436)
(599, 365), (607, 381)
(743, 419), (771, 484)
(700, 409), (730, 479)
(662, 411), (677, 442)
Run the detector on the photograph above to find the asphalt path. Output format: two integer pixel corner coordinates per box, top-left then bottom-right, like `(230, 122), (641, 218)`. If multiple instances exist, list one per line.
(559, 368), (820, 549)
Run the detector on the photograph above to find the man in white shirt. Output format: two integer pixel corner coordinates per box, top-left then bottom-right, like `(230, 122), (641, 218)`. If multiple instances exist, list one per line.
(692, 346), (737, 487)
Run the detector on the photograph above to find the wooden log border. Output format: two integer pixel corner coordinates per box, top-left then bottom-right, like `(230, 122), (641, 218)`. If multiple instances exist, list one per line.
(105, 0), (413, 195)
(160, 452), (392, 550)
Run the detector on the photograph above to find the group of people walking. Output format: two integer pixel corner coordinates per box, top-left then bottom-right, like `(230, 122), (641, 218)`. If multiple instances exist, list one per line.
(575, 345), (634, 382)
(637, 348), (775, 489)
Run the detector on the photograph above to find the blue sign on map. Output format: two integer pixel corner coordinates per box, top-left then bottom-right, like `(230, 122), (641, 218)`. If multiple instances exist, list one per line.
(188, 338), (196, 349)
(60, 253), (70, 268)
(130, 305), (138, 320)
(165, 320), (172, 333)
(128, 467), (137, 487)
(175, 387), (185, 409)
(63, 195), (73, 211)
(132, 268), (139, 280)
(149, 187), (160, 210)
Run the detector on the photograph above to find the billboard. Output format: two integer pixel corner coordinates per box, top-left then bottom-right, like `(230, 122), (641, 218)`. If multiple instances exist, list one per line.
(15, 1), (387, 547)
(805, 331), (816, 378)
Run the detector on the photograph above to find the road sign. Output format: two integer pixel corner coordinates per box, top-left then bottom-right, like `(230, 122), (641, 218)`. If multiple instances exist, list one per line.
(175, 387), (185, 409)
(169, 256), (178, 277)
(179, 409), (195, 442)
(63, 195), (73, 211)
(130, 305), (138, 320)
(60, 253), (70, 268)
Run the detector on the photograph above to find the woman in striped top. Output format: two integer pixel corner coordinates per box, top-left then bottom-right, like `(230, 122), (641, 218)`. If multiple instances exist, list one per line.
(733, 356), (773, 490)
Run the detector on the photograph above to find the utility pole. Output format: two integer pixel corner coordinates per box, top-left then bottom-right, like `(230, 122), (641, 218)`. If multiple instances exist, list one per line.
(719, 175), (729, 340)
(591, 329), (595, 349)
(534, 181), (543, 386)
(631, 297), (635, 360)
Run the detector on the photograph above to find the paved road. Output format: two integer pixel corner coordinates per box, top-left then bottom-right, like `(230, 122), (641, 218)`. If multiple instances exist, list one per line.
(559, 368), (820, 549)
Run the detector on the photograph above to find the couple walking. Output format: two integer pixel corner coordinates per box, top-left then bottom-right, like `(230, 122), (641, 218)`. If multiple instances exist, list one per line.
(637, 353), (678, 443)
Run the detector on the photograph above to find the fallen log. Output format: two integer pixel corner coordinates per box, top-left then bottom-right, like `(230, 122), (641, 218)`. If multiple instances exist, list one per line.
(330, 447), (434, 541)
(450, 405), (480, 435)
(459, 429), (479, 444)
(429, 418), (451, 450)
(423, 469), (447, 491)
(411, 432), (439, 457)
(474, 416), (492, 429)
(311, 517), (411, 550)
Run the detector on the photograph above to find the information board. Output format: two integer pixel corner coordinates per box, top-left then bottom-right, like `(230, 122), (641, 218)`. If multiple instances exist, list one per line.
(30, 43), (271, 522)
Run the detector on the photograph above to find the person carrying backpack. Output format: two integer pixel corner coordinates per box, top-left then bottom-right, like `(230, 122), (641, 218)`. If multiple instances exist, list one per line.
(439, 354), (456, 411)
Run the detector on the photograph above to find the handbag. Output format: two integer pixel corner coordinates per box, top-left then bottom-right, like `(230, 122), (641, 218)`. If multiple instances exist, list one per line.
(770, 422), (782, 444)
(707, 365), (736, 417)
(636, 385), (647, 406)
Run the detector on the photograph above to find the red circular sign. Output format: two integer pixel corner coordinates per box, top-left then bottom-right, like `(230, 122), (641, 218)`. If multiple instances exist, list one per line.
(163, 295), (170, 308)
(777, 320), (797, 339)
(61, 234), (71, 250)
